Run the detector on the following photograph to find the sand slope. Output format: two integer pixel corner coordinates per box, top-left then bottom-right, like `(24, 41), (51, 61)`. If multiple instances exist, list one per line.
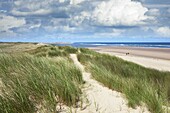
(70, 54), (149, 113)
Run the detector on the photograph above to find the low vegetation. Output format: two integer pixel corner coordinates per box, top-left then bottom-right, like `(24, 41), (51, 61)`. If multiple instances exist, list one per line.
(1, 43), (170, 113)
(27, 45), (78, 57)
(78, 48), (170, 113)
(58, 46), (78, 54)
(0, 44), (83, 113)
(0, 42), (40, 54)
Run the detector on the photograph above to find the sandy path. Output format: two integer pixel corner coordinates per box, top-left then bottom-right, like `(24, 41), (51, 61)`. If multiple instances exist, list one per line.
(70, 54), (149, 113)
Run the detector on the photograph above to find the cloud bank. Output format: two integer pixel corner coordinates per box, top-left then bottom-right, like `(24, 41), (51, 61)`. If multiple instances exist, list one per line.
(0, 0), (170, 41)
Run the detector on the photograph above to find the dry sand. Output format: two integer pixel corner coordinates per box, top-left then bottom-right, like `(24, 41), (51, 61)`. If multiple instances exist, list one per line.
(69, 54), (149, 113)
(89, 46), (170, 72)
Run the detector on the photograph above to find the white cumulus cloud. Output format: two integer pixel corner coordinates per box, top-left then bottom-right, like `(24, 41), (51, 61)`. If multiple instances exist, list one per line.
(0, 14), (25, 32)
(71, 0), (150, 27)
(91, 0), (149, 26)
(70, 0), (85, 5)
(11, 9), (53, 16)
(12, 0), (69, 16)
(156, 27), (170, 37)
(147, 8), (160, 16)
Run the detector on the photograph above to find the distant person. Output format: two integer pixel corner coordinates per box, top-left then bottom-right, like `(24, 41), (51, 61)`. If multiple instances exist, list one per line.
(126, 53), (129, 55)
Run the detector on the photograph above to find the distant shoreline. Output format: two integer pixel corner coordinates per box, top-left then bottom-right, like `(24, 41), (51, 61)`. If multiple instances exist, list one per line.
(1, 42), (170, 48)
(88, 46), (170, 60)
(88, 46), (170, 71)
(72, 42), (170, 48)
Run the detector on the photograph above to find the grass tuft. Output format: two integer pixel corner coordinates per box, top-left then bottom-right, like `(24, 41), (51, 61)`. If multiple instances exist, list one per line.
(0, 54), (83, 113)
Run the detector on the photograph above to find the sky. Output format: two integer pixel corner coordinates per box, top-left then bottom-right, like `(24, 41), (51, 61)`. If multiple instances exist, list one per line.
(0, 0), (170, 42)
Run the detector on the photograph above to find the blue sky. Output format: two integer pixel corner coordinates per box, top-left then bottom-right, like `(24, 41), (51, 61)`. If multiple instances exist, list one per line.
(0, 0), (170, 42)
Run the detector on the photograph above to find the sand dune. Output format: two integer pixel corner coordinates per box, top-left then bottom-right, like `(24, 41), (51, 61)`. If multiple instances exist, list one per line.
(70, 54), (149, 113)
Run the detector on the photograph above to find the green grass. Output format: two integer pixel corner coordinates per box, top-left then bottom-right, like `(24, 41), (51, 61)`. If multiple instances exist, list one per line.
(0, 54), (83, 113)
(1, 44), (170, 113)
(0, 45), (13, 49)
(77, 48), (170, 113)
(58, 46), (78, 54)
(27, 45), (78, 57)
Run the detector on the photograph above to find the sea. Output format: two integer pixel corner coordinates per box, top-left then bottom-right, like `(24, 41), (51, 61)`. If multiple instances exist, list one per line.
(55, 42), (170, 48)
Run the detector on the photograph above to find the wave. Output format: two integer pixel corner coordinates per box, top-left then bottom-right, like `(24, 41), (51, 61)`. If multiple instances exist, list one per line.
(72, 42), (170, 48)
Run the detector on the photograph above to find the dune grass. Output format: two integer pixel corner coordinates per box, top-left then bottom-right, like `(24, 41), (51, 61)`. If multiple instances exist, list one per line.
(77, 48), (170, 113)
(0, 54), (83, 113)
(27, 45), (78, 58)
(58, 46), (78, 54)
(1, 43), (170, 113)
(27, 45), (67, 57)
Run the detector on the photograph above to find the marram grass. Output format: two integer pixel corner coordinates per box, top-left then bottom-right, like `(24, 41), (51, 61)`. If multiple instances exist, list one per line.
(27, 45), (78, 57)
(78, 48), (170, 113)
(0, 54), (83, 113)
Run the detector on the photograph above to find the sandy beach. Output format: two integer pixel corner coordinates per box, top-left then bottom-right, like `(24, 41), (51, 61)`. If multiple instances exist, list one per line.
(88, 46), (170, 72)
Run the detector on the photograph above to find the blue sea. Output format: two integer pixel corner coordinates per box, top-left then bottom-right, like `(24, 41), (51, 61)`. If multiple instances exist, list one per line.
(56, 42), (170, 48)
